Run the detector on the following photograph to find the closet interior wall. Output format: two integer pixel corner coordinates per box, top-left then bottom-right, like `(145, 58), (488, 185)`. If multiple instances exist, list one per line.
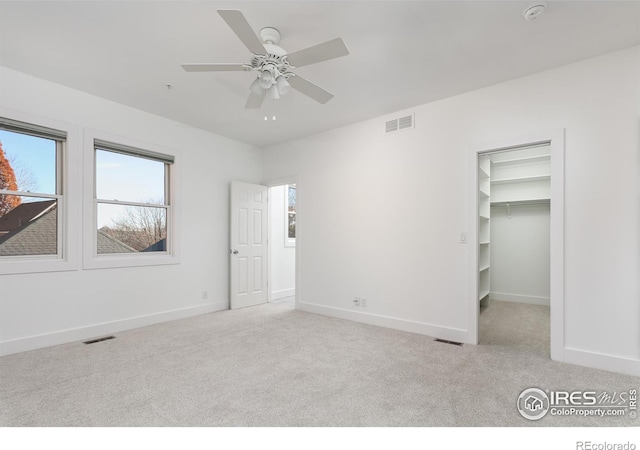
(481, 145), (552, 307)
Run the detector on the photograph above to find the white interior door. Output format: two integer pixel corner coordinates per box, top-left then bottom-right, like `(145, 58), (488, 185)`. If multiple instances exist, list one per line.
(230, 181), (268, 309)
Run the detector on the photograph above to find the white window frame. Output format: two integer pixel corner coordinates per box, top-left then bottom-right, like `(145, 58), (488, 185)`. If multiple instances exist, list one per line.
(284, 184), (296, 247)
(83, 129), (180, 269)
(0, 108), (80, 275)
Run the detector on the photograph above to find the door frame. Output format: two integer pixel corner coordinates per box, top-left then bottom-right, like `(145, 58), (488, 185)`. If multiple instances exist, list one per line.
(265, 176), (299, 307)
(467, 130), (565, 362)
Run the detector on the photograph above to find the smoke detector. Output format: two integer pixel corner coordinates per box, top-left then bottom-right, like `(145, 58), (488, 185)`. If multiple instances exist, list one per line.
(523, 3), (546, 21)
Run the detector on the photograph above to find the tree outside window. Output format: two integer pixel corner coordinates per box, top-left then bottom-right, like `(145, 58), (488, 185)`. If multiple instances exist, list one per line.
(94, 142), (173, 255)
(286, 184), (296, 245)
(0, 123), (63, 258)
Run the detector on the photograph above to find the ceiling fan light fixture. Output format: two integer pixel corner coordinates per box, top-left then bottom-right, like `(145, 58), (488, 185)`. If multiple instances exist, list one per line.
(268, 84), (280, 100)
(276, 76), (291, 95)
(249, 77), (263, 95)
(258, 70), (274, 89)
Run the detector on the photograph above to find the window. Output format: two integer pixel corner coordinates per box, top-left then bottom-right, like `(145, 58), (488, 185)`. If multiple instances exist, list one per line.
(93, 139), (173, 257)
(285, 184), (296, 246)
(0, 118), (65, 259)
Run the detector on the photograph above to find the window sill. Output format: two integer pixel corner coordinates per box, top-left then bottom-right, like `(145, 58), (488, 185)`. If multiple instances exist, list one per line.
(0, 256), (78, 275)
(83, 252), (180, 270)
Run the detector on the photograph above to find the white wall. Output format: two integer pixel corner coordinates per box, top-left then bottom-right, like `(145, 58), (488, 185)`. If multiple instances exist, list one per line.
(268, 185), (296, 300)
(490, 204), (550, 305)
(0, 67), (263, 354)
(262, 46), (640, 376)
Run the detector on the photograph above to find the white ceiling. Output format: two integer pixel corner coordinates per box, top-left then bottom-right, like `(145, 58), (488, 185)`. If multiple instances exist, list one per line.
(1, 1), (639, 148)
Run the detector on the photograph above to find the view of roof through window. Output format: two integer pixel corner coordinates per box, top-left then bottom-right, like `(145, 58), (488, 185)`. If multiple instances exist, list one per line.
(0, 130), (171, 256)
(0, 130), (58, 256)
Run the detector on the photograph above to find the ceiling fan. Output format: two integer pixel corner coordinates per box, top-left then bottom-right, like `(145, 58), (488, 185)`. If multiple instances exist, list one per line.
(181, 10), (350, 109)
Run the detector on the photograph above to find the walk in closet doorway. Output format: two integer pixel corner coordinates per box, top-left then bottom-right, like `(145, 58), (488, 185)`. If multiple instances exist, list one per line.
(469, 131), (565, 362)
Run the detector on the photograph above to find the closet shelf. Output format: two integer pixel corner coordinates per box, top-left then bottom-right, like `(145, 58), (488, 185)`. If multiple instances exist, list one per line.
(479, 189), (490, 198)
(479, 215), (490, 220)
(479, 264), (490, 272)
(478, 290), (490, 301)
(491, 154), (550, 167)
(491, 199), (550, 207)
(491, 175), (550, 185)
(479, 241), (490, 245)
(479, 167), (490, 179)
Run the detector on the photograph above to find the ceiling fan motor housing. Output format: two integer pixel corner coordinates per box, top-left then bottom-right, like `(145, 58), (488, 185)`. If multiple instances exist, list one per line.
(251, 45), (294, 87)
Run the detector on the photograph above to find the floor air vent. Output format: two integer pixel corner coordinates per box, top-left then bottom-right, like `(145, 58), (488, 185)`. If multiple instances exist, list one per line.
(83, 336), (115, 345)
(435, 338), (463, 346)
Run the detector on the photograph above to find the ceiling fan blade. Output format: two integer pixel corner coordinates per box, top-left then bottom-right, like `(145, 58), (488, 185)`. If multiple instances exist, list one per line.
(288, 75), (334, 104)
(286, 38), (349, 68)
(181, 63), (247, 72)
(245, 90), (266, 109)
(218, 10), (266, 55)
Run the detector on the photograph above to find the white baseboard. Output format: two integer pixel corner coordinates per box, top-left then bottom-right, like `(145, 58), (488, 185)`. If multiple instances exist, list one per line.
(490, 292), (550, 306)
(297, 302), (468, 343)
(271, 288), (295, 301)
(0, 300), (228, 357)
(563, 347), (640, 377)
(296, 303), (639, 377)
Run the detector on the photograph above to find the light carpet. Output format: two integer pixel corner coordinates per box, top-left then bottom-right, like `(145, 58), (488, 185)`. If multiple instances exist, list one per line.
(0, 301), (637, 426)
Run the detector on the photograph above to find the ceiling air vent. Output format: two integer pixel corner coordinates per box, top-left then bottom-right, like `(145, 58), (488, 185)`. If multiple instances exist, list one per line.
(385, 113), (414, 134)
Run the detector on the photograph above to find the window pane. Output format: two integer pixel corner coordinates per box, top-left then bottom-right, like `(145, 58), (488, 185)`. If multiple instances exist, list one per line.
(0, 196), (57, 256)
(96, 149), (166, 204)
(0, 130), (57, 194)
(287, 185), (296, 239)
(288, 212), (296, 239)
(288, 185), (296, 209)
(97, 203), (167, 254)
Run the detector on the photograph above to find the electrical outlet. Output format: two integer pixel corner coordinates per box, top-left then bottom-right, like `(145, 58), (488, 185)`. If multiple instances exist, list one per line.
(353, 297), (361, 306)
(202, 291), (208, 300)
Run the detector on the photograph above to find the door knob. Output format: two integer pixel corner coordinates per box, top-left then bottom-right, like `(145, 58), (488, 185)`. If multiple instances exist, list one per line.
(230, 249), (239, 255)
